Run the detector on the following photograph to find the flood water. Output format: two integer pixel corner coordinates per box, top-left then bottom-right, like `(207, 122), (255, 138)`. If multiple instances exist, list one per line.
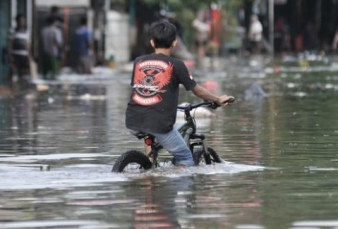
(1, 58), (338, 229)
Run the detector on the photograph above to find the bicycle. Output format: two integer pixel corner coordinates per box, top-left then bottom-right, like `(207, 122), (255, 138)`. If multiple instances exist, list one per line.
(112, 99), (235, 173)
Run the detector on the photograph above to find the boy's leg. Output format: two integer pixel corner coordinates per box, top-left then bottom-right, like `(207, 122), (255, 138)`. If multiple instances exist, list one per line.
(152, 128), (195, 166)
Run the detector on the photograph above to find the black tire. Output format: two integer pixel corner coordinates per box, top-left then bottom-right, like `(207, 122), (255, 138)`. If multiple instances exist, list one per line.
(207, 147), (222, 163)
(112, 150), (152, 173)
(193, 147), (222, 165)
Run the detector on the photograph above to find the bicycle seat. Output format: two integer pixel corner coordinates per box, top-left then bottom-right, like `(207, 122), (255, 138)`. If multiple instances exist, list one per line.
(131, 131), (155, 140)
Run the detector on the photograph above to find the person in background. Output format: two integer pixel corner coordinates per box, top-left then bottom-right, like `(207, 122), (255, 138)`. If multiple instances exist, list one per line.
(73, 17), (94, 74)
(8, 14), (31, 87)
(303, 21), (318, 51)
(49, 5), (67, 65)
(192, 10), (210, 64)
(248, 14), (263, 54)
(41, 16), (63, 79)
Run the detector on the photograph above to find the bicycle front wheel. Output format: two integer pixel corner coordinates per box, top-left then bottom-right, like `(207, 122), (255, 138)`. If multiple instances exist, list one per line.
(112, 150), (152, 173)
(194, 147), (222, 165)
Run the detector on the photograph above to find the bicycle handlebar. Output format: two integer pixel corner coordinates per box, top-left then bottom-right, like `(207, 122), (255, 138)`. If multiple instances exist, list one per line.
(177, 98), (235, 111)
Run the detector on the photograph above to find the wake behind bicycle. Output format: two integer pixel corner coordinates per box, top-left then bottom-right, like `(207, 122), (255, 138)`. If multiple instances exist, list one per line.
(112, 99), (235, 173)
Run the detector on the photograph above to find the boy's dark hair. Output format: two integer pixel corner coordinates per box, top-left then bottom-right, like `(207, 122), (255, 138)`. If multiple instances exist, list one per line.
(150, 21), (177, 48)
(80, 17), (87, 25)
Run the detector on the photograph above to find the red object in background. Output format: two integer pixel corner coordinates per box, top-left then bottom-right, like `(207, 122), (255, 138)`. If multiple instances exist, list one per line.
(274, 67), (281, 73)
(210, 8), (221, 47)
(202, 80), (219, 93)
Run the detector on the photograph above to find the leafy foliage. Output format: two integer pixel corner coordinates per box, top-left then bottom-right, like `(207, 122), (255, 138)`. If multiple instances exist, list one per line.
(109, 0), (246, 50)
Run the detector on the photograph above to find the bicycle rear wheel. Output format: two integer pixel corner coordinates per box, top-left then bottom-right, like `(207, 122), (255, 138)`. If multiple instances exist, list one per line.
(112, 150), (152, 173)
(194, 147), (222, 165)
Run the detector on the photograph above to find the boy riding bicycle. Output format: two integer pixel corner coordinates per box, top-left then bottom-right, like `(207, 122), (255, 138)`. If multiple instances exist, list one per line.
(126, 21), (234, 167)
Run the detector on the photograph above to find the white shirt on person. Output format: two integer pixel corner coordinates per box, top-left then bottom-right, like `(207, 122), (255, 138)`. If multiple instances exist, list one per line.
(8, 28), (30, 56)
(249, 20), (263, 42)
(192, 18), (210, 42)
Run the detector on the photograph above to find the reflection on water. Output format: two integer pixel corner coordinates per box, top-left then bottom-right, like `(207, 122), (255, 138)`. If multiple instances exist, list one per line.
(1, 68), (338, 228)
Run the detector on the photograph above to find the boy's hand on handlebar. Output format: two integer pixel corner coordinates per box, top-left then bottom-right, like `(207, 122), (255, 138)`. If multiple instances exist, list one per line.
(217, 95), (235, 106)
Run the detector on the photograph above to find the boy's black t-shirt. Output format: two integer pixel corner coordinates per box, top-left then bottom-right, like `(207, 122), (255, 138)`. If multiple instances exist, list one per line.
(126, 53), (197, 133)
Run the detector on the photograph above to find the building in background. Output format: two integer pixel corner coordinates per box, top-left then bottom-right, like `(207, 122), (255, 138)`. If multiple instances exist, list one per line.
(105, 10), (131, 64)
(241, 0), (338, 54)
(0, 0), (131, 86)
(3, 0), (338, 87)
(274, 0), (338, 52)
(34, 0), (92, 71)
(35, 0), (131, 71)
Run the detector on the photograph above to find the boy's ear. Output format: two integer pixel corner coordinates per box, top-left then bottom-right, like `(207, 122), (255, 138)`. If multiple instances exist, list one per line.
(150, 39), (155, 48)
(172, 39), (178, 48)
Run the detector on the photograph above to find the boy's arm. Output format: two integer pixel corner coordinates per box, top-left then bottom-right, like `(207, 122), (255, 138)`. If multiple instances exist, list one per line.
(192, 84), (234, 105)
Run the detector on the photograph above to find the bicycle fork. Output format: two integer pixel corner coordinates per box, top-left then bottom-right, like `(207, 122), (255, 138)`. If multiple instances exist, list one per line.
(188, 131), (210, 156)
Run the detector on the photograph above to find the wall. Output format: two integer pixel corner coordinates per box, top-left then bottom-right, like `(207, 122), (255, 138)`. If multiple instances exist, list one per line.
(0, 0), (11, 85)
(105, 11), (131, 63)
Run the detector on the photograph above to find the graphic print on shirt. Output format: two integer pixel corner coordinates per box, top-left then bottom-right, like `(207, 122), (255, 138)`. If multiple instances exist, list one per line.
(132, 60), (173, 106)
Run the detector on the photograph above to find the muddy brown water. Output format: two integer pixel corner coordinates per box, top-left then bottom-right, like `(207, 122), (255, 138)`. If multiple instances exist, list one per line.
(1, 68), (338, 229)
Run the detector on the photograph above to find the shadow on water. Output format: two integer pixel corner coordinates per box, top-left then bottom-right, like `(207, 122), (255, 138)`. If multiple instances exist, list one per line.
(2, 61), (338, 228)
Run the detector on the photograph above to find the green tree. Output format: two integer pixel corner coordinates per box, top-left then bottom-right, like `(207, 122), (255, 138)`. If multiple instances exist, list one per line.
(144, 0), (245, 49)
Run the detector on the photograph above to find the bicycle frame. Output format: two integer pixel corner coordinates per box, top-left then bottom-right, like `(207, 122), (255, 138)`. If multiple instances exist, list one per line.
(147, 102), (213, 167)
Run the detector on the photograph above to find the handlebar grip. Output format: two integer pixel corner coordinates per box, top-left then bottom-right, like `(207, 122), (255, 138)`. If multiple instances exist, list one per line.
(208, 98), (235, 109)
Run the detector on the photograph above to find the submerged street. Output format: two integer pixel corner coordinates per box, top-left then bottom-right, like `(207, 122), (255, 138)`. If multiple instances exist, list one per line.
(1, 56), (338, 228)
